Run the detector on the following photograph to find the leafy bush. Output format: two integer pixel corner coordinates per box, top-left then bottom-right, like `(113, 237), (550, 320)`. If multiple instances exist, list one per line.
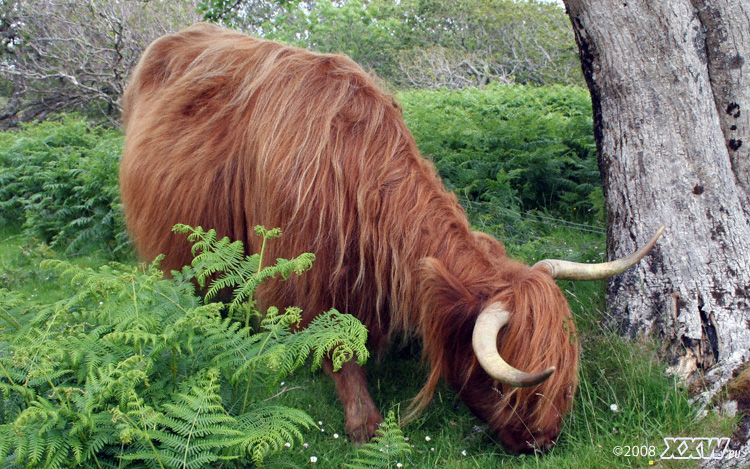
(400, 84), (600, 224)
(0, 116), (127, 256)
(0, 225), (370, 468)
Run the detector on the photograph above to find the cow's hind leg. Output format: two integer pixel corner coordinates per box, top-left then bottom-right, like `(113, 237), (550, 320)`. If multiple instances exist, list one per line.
(323, 358), (383, 444)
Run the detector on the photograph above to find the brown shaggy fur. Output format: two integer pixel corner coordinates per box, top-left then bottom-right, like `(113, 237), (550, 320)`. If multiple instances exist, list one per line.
(120, 23), (578, 452)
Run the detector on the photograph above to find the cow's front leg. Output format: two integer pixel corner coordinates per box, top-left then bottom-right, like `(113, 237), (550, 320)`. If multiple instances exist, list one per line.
(323, 358), (383, 444)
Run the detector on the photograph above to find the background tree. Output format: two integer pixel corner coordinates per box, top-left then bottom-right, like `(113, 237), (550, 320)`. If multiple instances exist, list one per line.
(0, 0), (200, 129)
(202, 0), (583, 88)
(563, 0), (750, 439)
(401, 0), (582, 88)
(261, 0), (414, 85)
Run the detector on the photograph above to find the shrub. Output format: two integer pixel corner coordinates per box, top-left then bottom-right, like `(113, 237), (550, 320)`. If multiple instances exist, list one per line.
(0, 225), (370, 468)
(400, 84), (600, 223)
(0, 116), (127, 256)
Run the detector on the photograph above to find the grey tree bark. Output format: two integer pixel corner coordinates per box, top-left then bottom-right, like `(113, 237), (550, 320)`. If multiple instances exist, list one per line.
(564, 0), (750, 440)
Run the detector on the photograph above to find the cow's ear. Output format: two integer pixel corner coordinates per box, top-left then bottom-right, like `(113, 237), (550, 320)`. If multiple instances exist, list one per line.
(419, 257), (476, 310)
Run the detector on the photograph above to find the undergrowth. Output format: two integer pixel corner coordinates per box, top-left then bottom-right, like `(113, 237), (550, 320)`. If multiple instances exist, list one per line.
(0, 116), (128, 257)
(0, 225), (372, 468)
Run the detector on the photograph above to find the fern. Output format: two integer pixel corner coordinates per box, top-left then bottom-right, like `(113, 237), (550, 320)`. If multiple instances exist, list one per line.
(346, 411), (412, 468)
(230, 403), (315, 465)
(145, 369), (241, 469)
(0, 117), (128, 255)
(173, 224), (315, 322)
(0, 288), (24, 330)
(0, 224), (370, 468)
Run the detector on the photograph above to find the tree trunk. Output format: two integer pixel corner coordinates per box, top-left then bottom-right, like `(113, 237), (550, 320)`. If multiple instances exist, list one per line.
(564, 0), (750, 431)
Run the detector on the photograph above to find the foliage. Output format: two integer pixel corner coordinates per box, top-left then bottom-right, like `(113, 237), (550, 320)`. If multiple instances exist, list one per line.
(345, 411), (411, 468)
(0, 225), (370, 468)
(403, 0), (582, 87)
(400, 84), (601, 243)
(259, 0), (416, 86)
(0, 0), (583, 127)
(0, 116), (128, 256)
(201, 0), (582, 88)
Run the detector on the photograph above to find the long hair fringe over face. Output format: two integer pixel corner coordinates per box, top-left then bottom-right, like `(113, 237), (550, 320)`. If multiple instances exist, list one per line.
(120, 23), (579, 452)
(414, 251), (578, 452)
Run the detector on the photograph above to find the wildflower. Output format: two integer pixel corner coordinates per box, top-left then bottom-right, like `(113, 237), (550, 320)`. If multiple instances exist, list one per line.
(303, 442), (309, 448)
(318, 420), (323, 426)
(396, 464), (403, 468)
(333, 433), (339, 439)
(610, 403), (619, 412)
(310, 456), (318, 463)
(461, 449), (468, 456)
(425, 436), (431, 442)
(284, 442), (291, 448)
(430, 447), (435, 451)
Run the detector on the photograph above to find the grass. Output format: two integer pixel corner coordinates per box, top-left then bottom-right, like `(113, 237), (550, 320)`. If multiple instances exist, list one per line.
(0, 224), (737, 468)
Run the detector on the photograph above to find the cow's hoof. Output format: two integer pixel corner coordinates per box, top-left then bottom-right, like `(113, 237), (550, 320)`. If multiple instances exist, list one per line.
(346, 407), (383, 445)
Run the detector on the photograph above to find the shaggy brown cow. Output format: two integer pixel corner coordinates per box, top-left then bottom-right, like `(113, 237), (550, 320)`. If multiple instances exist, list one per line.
(120, 23), (662, 453)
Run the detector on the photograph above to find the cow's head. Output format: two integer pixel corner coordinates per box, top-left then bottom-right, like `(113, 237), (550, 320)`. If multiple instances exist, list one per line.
(415, 227), (663, 452)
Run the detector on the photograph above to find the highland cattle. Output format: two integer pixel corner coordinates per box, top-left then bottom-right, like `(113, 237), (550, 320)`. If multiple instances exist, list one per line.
(120, 23), (662, 452)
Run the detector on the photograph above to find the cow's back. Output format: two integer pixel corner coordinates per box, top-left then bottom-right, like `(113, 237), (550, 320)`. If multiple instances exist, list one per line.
(120, 23), (441, 341)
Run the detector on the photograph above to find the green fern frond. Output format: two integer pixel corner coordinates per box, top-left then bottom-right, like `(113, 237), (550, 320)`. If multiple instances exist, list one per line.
(229, 402), (315, 465)
(0, 425), (13, 464)
(154, 369), (241, 469)
(345, 411), (411, 468)
(0, 288), (25, 330)
(294, 308), (370, 372)
(173, 224), (315, 316)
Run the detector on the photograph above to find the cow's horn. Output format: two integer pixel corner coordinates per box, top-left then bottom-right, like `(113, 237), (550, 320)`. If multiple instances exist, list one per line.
(472, 302), (555, 387)
(533, 226), (665, 281)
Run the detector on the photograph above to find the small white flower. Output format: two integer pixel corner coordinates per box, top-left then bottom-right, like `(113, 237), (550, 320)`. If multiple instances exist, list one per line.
(318, 421), (323, 426)
(310, 456), (318, 463)
(280, 381), (285, 386)
(396, 464), (403, 468)
(284, 442), (291, 448)
(320, 428), (325, 432)
(404, 437), (410, 442)
(461, 449), (468, 456)
(610, 403), (619, 412)
(303, 442), (309, 448)
(333, 433), (339, 439)
(425, 436), (431, 442)
(430, 447), (435, 451)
